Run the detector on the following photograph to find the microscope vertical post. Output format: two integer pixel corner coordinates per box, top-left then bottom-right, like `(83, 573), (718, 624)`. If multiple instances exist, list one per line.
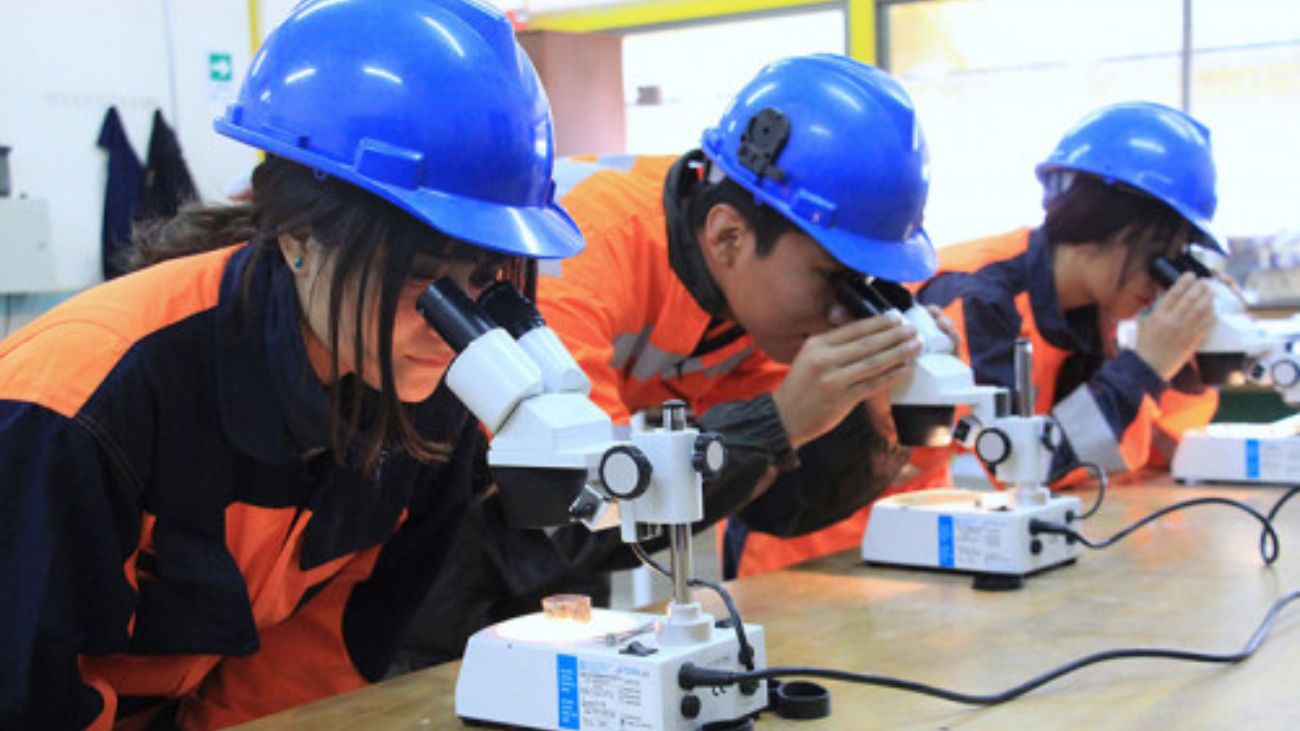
(1014, 338), (1034, 416)
(663, 401), (695, 607)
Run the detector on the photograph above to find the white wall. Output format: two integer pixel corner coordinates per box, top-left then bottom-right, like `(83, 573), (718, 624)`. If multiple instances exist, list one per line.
(622, 8), (847, 155)
(0, 0), (259, 335)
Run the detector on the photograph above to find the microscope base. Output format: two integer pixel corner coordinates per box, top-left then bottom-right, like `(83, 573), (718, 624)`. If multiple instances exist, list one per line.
(861, 489), (1083, 576)
(455, 609), (768, 730)
(1171, 417), (1300, 486)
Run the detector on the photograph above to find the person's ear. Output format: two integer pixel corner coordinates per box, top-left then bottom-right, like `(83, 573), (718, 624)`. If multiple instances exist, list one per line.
(699, 203), (753, 271)
(278, 233), (316, 275)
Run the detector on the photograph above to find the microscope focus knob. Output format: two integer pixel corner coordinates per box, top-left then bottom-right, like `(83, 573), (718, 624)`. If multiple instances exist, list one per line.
(692, 433), (728, 479)
(599, 445), (653, 500)
(1040, 419), (1062, 451)
(975, 428), (1012, 466)
(1271, 358), (1300, 389)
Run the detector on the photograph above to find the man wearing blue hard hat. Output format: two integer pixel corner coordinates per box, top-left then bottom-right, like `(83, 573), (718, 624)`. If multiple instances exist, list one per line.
(915, 101), (1221, 485)
(0, 0), (584, 727)
(397, 54), (949, 669)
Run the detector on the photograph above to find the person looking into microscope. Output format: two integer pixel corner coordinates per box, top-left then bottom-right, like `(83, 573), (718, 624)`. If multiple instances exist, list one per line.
(0, 1), (586, 726)
(393, 54), (956, 671)
(916, 101), (1221, 484)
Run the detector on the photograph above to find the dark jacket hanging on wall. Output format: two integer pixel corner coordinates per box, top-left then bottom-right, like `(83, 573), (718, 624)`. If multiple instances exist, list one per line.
(97, 108), (199, 280)
(96, 106), (144, 281)
(136, 109), (198, 226)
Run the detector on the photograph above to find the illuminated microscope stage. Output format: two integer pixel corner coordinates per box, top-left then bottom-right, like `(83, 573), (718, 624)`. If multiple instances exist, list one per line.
(1172, 415), (1300, 486)
(862, 489), (1083, 578)
(455, 609), (768, 731)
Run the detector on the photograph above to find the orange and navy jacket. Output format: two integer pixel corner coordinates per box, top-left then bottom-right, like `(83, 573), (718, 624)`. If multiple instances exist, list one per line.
(536, 154), (907, 580)
(916, 227), (1218, 482)
(0, 244), (479, 730)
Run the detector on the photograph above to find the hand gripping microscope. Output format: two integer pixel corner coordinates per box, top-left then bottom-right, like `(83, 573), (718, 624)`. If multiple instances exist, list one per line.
(1145, 254), (1300, 486)
(416, 280), (768, 731)
(845, 278), (1084, 585)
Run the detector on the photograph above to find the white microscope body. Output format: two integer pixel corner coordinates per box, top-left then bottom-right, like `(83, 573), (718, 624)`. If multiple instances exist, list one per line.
(1170, 333), (1300, 486)
(845, 278), (1082, 580)
(417, 281), (767, 731)
(1148, 257), (1300, 486)
(862, 336), (1083, 579)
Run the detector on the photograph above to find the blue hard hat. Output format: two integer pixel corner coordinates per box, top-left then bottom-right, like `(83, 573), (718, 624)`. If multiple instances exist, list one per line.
(1036, 102), (1224, 253)
(701, 54), (935, 282)
(215, 0), (582, 260)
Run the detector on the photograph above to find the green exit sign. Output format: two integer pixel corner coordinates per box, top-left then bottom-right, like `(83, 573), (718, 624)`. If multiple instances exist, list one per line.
(209, 52), (233, 82)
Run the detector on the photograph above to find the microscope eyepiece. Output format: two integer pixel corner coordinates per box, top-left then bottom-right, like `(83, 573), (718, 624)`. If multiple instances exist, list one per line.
(834, 273), (895, 319)
(1148, 253), (1212, 288)
(869, 279), (916, 310)
(1148, 256), (1184, 288)
(416, 278), (496, 353)
(478, 281), (546, 340)
(1176, 252), (1213, 279)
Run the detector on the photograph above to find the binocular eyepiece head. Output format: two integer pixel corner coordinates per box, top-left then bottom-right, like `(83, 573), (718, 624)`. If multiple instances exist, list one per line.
(1148, 252), (1212, 288)
(834, 273), (915, 318)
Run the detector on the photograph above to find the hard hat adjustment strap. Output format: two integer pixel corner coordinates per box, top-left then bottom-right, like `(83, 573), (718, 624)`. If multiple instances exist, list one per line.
(737, 108), (790, 183)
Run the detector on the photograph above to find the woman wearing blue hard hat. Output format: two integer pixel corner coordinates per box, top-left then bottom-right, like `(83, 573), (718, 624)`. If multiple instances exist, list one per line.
(0, 0), (580, 727)
(915, 101), (1220, 486)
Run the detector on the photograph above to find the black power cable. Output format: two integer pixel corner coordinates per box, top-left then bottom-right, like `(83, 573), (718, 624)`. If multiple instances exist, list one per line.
(1031, 496), (1282, 564)
(1263, 486), (1300, 557)
(679, 589), (1300, 705)
(629, 542), (756, 671)
(1076, 460), (1108, 519)
(636, 484), (1300, 711)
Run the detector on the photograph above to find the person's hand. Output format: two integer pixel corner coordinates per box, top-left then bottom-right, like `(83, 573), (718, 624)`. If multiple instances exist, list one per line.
(1213, 270), (1250, 308)
(1135, 272), (1216, 381)
(774, 313), (922, 448)
(928, 305), (962, 352)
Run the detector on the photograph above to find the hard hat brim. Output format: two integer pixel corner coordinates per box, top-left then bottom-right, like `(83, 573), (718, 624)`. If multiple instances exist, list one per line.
(816, 225), (938, 283)
(215, 120), (586, 260)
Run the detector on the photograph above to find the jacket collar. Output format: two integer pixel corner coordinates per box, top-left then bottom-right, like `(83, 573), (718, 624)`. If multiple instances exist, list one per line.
(215, 242), (331, 464)
(1026, 228), (1102, 356)
(664, 150), (731, 320)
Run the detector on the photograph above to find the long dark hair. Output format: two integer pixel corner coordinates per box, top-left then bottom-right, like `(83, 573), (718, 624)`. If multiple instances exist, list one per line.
(132, 156), (512, 469)
(1041, 173), (1194, 285)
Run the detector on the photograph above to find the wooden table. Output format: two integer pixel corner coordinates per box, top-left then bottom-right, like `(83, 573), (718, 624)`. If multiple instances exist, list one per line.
(235, 475), (1300, 730)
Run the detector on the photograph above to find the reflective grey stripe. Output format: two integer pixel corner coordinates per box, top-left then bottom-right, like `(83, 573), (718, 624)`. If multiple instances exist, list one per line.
(630, 342), (683, 382)
(553, 158), (609, 200)
(676, 346), (755, 379)
(619, 339), (754, 383)
(610, 326), (653, 371)
(537, 258), (563, 278)
(608, 318), (755, 386)
(595, 154), (638, 172)
(1051, 384), (1130, 473)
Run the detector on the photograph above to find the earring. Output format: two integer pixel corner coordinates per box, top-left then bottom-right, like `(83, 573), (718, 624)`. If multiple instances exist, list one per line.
(293, 256), (304, 269)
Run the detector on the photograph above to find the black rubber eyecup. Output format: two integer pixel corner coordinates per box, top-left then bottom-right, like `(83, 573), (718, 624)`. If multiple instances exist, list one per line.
(774, 680), (831, 720)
